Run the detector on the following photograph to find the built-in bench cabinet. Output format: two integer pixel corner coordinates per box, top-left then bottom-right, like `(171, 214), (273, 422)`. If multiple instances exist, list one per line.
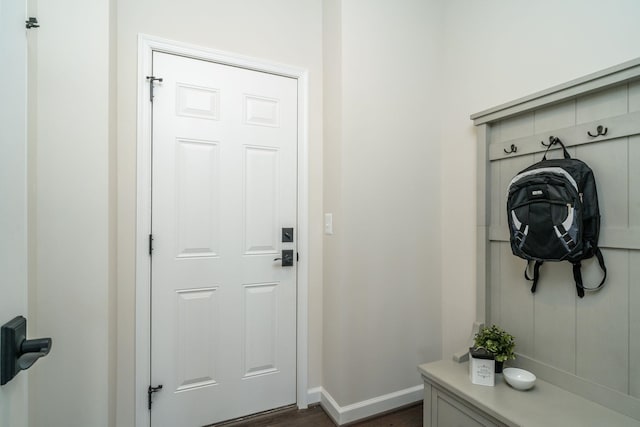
(421, 58), (640, 426)
(419, 360), (640, 427)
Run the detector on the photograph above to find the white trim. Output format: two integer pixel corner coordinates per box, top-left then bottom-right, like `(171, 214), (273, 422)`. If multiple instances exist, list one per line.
(296, 57), (310, 412)
(319, 385), (424, 426)
(320, 389), (342, 425)
(135, 34), (154, 427)
(307, 386), (323, 406)
(135, 34), (310, 426)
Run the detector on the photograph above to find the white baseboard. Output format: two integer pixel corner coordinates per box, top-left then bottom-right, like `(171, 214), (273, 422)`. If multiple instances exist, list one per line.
(306, 386), (323, 406)
(309, 384), (423, 425)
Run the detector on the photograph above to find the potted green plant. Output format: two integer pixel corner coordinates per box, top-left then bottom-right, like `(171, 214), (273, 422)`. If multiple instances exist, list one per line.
(473, 324), (516, 373)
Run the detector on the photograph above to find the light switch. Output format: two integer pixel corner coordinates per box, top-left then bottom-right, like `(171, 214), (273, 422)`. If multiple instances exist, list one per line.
(324, 213), (333, 235)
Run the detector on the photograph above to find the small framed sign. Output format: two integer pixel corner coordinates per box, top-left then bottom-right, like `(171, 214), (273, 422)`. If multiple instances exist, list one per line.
(469, 347), (495, 386)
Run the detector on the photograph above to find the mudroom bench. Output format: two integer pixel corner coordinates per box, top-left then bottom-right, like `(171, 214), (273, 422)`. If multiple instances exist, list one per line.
(419, 360), (640, 427)
(419, 58), (640, 427)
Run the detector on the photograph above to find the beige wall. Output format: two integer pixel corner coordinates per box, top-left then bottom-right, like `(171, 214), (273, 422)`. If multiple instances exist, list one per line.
(29, 0), (114, 426)
(322, 0), (444, 406)
(24, 0), (640, 426)
(115, 1), (324, 425)
(439, 0), (640, 358)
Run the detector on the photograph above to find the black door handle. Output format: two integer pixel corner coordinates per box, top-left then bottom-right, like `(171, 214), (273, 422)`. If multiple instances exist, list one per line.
(1, 316), (53, 385)
(274, 250), (294, 267)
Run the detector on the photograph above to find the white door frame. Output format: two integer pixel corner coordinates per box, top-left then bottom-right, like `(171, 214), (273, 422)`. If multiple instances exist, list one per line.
(135, 34), (310, 427)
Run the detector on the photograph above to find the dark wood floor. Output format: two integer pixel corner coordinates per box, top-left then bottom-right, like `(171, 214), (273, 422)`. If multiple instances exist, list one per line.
(216, 403), (423, 427)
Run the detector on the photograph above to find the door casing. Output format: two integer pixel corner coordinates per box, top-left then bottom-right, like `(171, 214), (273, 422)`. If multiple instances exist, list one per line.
(135, 34), (310, 427)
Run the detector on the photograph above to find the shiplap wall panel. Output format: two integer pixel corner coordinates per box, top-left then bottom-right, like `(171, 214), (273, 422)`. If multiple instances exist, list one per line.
(494, 112), (534, 143)
(576, 85), (628, 124)
(630, 250), (640, 399)
(576, 249), (629, 394)
(498, 243), (534, 356)
(490, 161), (500, 229)
(630, 135), (640, 228)
(477, 61), (640, 418)
(533, 261), (576, 374)
(577, 138), (629, 228)
(489, 243), (501, 327)
(629, 80), (640, 112)
(533, 99), (575, 135)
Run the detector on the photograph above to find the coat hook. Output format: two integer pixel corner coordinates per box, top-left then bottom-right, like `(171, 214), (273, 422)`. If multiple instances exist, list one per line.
(504, 144), (517, 154)
(541, 140), (551, 147)
(541, 136), (558, 147)
(587, 125), (608, 137)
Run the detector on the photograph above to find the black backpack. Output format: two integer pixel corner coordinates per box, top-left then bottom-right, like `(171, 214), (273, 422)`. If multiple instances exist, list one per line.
(506, 137), (606, 298)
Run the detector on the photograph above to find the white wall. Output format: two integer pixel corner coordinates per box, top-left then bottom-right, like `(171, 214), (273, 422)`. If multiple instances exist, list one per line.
(322, 0), (444, 408)
(440, 0), (640, 358)
(29, 0), (114, 426)
(115, 1), (324, 425)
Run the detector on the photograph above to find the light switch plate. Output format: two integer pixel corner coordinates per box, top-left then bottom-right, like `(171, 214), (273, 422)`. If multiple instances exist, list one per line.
(324, 213), (333, 235)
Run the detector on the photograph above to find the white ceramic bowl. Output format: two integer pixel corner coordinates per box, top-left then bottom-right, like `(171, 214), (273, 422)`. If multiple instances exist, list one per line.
(503, 368), (536, 390)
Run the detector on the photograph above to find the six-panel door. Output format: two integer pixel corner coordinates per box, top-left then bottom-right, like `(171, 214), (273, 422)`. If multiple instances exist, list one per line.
(150, 51), (298, 426)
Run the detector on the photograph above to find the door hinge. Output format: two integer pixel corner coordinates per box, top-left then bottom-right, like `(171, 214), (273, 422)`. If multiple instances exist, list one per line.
(25, 17), (39, 29)
(148, 234), (154, 255)
(146, 76), (163, 102)
(297, 252), (299, 262)
(147, 384), (163, 410)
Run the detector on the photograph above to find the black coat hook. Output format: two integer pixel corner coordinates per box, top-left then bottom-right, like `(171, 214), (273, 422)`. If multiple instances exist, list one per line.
(504, 144), (517, 154)
(587, 125), (607, 137)
(540, 136), (558, 147)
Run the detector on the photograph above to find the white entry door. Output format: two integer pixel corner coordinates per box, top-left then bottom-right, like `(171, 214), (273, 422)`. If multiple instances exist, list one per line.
(0, 0), (29, 425)
(150, 51), (298, 426)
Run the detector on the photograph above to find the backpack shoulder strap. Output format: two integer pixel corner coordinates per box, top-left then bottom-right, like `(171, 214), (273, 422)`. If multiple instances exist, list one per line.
(524, 260), (544, 293)
(572, 248), (607, 298)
